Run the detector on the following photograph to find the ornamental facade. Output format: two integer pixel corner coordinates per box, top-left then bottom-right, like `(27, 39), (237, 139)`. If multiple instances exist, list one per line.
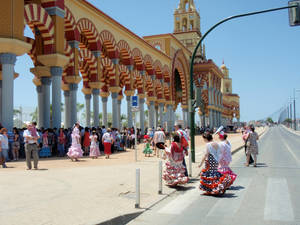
(0, 0), (239, 132)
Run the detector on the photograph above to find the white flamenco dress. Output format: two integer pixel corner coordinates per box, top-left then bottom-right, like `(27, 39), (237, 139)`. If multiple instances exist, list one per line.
(67, 127), (83, 159)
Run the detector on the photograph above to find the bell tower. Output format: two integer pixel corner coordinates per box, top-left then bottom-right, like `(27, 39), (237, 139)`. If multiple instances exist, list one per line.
(173, 0), (204, 59)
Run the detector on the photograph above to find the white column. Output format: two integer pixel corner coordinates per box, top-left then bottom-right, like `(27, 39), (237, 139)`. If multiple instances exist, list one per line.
(126, 96), (133, 128)
(69, 83), (78, 126)
(167, 105), (173, 133)
(92, 89), (100, 127)
(0, 53), (16, 130)
(85, 94), (91, 127)
(111, 93), (118, 128)
(102, 97), (108, 128)
(64, 90), (71, 128)
(155, 106), (158, 129)
(41, 77), (51, 128)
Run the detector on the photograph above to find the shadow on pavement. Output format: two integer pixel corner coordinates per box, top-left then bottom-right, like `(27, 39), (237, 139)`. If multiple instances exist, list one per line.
(255, 163), (268, 167)
(228, 185), (245, 191)
(188, 178), (200, 183)
(96, 212), (143, 225)
(213, 193), (237, 199)
(169, 185), (196, 192)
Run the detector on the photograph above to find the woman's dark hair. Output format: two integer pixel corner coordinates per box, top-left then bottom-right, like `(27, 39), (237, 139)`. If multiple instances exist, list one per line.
(223, 134), (228, 140)
(202, 133), (213, 141)
(92, 130), (96, 135)
(250, 127), (255, 132)
(173, 134), (180, 143)
(85, 127), (89, 132)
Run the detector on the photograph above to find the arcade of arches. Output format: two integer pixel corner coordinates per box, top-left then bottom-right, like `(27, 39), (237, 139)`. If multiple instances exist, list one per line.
(0, 0), (239, 133)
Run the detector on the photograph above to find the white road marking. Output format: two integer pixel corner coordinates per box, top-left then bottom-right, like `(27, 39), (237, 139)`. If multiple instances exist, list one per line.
(279, 132), (300, 165)
(158, 185), (199, 215)
(264, 178), (294, 221)
(206, 178), (252, 217)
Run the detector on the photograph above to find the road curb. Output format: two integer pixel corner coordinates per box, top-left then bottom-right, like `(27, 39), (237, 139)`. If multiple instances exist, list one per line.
(281, 125), (300, 136)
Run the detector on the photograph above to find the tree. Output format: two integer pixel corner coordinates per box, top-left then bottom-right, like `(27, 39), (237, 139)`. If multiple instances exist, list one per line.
(266, 117), (274, 124)
(284, 118), (292, 124)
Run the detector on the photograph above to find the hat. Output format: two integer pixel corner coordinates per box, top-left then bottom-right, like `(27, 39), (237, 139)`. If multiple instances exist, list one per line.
(218, 131), (225, 139)
(214, 126), (224, 135)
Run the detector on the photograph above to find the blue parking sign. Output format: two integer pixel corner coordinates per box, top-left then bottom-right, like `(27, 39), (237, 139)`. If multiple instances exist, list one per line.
(132, 96), (138, 107)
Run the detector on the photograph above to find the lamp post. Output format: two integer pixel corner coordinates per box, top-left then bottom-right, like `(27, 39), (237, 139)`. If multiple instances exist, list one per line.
(293, 89), (300, 130)
(189, 2), (300, 162)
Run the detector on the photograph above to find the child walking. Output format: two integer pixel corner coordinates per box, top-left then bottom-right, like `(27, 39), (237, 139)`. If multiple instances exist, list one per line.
(89, 130), (100, 159)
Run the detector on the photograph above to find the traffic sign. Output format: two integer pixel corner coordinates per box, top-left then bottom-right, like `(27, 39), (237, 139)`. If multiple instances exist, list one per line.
(132, 96), (138, 107)
(289, 0), (300, 26)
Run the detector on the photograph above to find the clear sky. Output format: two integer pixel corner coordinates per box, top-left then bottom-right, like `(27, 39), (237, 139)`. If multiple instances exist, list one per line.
(15, 0), (300, 123)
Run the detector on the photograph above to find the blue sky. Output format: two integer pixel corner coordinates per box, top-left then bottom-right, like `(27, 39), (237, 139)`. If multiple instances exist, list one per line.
(15, 0), (300, 122)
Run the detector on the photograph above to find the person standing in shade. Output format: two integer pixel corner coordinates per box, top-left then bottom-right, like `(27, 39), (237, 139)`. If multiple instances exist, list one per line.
(102, 128), (113, 159)
(58, 128), (66, 157)
(0, 128), (9, 168)
(23, 122), (40, 170)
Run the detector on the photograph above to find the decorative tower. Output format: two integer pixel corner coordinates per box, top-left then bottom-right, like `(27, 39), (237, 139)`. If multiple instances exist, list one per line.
(173, 0), (203, 58)
(220, 62), (232, 94)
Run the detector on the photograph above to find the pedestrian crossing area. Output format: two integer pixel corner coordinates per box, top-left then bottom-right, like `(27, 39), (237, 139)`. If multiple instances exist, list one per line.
(156, 177), (296, 223)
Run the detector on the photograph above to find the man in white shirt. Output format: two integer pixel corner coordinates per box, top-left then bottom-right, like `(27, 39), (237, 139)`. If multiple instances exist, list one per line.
(23, 122), (40, 170)
(153, 127), (166, 157)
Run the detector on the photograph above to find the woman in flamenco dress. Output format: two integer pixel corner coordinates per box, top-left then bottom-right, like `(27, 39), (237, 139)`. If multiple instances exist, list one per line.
(217, 131), (237, 187)
(67, 123), (83, 161)
(199, 133), (232, 195)
(163, 134), (188, 186)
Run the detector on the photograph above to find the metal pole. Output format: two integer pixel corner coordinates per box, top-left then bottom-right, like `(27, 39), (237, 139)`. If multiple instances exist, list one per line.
(158, 161), (162, 194)
(294, 89), (297, 130)
(135, 113), (137, 162)
(135, 168), (140, 208)
(189, 4), (298, 163)
(188, 151), (192, 177)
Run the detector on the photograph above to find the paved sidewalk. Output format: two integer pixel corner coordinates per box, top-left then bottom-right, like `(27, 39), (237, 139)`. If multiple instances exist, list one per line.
(0, 127), (266, 225)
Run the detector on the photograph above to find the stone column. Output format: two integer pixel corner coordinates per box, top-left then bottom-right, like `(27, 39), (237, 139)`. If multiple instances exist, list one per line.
(50, 66), (63, 128)
(41, 77), (51, 129)
(126, 96), (133, 128)
(111, 93), (118, 128)
(92, 89), (100, 127)
(159, 103), (164, 127)
(63, 90), (70, 128)
(148, 101), (155, 129)
(0, 53), (16, 130)
(155, 106), (159, 129)
(85, 94), (91, 127)
(209, 109), (213, 128)
(118, 99), (122, 130)
(36, 86), (43, 128)
(183, 109), (188, 128)
(139, 98), (145, 134)
(102, 97), (108, 128)
(167, 105), (173, 133)
(69, 83), (78, 126)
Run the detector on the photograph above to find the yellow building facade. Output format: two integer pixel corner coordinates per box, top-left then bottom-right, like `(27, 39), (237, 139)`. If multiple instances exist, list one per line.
(0, 0), (239, 131)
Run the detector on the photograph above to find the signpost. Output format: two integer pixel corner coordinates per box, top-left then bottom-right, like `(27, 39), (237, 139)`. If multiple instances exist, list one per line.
(132, 96), (139, 162)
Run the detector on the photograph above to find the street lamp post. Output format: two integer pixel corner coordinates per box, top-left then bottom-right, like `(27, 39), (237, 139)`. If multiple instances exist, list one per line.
(189, 3), (300, 162)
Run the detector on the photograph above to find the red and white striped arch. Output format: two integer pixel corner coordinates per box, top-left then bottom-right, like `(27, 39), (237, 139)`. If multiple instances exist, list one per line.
(119, 65), (131, 91)
(79, 48), (98, 82)
(153, 60), (163, 79)
(24, 4), (54, 54)
(99, 30), (118, 58)
(64, 6), (79, 41)
(117, 40), (131, 65)
(132, 48), (144, 70)
(162, 65), (171, 83)
(133, 70), (144, 94)
(101, 57), (116, 87)
(25, 37), (37, 65)
(77, 18), (101, 51)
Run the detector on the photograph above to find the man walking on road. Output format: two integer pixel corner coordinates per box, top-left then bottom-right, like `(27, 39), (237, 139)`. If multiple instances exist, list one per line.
(23, 122), (40, 170)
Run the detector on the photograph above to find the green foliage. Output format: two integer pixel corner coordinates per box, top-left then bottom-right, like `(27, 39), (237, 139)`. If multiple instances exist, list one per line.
(266, 117), (274, 124)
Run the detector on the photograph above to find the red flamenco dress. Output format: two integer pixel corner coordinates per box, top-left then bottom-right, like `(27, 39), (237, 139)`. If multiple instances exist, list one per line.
(163, 142), (189, 186)
(199, 144), (232, 195)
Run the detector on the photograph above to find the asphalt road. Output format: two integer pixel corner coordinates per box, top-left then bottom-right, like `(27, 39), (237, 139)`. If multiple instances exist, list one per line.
(128, 126), (300, 225)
